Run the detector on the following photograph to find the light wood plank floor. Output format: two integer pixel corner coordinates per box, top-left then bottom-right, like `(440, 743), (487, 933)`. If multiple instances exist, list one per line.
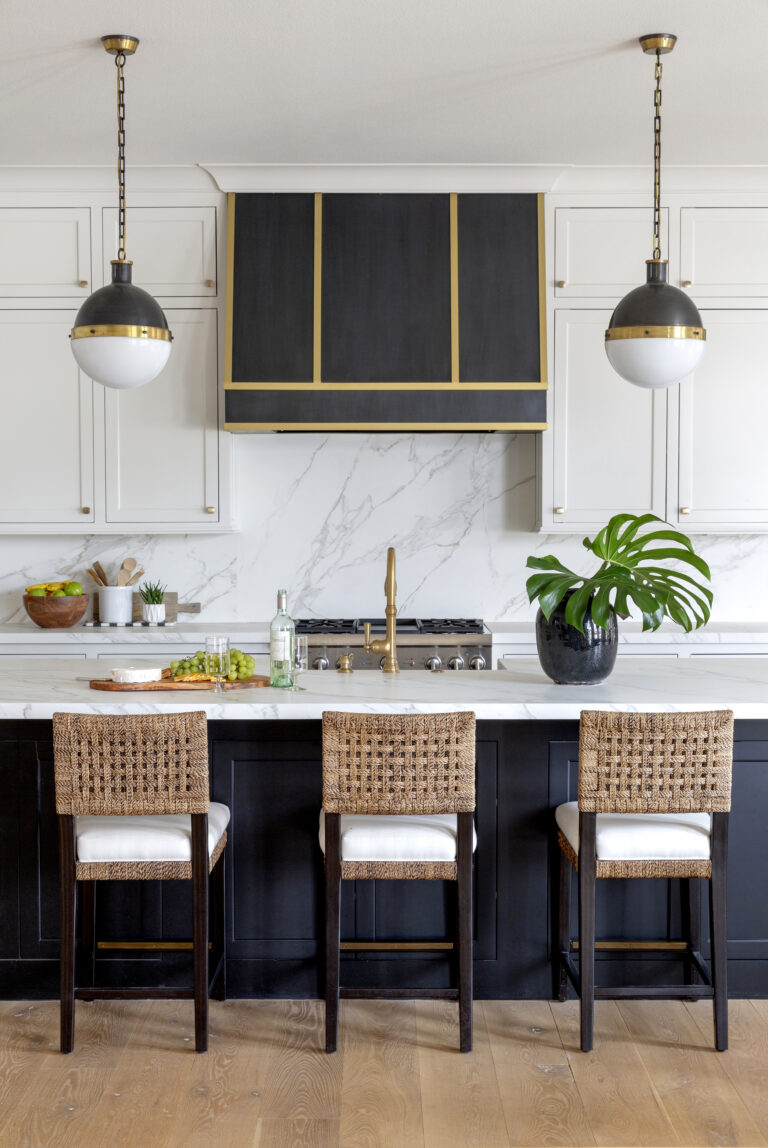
(1, 998), (767, 1147)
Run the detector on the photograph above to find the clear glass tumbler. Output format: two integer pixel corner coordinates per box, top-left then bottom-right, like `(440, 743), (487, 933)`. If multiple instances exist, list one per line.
(205, 635), (230, 693)
(293, 634), (309, 691)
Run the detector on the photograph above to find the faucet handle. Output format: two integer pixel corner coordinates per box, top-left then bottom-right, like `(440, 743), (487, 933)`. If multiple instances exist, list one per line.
(363, 622), (372, 650)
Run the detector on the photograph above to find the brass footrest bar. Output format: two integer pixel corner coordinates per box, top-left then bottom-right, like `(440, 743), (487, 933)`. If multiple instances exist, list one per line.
(340, 941), (453, 952)
(97, 940), (212, 951)
(340, 987), (459, 1000)
(571, 940), (688, 952)
(76, 987), (195, 1001)
(594, 984), (714, 999)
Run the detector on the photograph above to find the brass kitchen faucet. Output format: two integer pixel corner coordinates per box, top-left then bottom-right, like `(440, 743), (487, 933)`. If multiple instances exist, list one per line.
(363, 547), (400, 673)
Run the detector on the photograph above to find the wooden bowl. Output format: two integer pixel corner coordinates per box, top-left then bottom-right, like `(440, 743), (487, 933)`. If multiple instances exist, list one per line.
(23, 593), (89, 629)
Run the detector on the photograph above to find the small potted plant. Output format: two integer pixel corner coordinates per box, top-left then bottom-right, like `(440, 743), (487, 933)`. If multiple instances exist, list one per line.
(525, 513), (713, 685)
(139, 581), (167, 624)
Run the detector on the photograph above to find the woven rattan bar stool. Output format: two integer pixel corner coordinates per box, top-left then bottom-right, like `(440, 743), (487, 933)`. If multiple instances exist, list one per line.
(555, 709), (734, 1052)
(320, 710), (476, 1054)
(53, 711), (229, 1054)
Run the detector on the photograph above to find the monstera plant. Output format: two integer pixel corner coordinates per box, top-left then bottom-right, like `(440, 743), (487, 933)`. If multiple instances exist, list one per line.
(525, 513), (713, 684)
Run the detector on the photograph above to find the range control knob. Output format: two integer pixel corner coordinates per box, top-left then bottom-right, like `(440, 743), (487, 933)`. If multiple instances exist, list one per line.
(447, 655), (465, 670)
(425, 655), (443, 671)
(312, 656), (330, 670)
(468, 654), (486, 671)
(379, 656), (387, 670)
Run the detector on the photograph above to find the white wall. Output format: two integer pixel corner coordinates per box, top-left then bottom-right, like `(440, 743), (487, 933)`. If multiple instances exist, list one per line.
(0, 432), (762, 625)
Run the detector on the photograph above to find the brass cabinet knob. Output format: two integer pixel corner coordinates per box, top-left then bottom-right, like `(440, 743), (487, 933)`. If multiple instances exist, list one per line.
(78, 280), (89, 288)
(556, 280), (566, 288)
(205, 506), (216, 514)
(204, 279), (215, 288)
(554, 506), (566, 515)
(682, 280), (692, 288)
(680, 507), (692, 514)
(82, 506), (91, 515)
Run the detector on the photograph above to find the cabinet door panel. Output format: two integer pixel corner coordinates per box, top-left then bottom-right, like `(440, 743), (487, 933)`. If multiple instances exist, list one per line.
(550, 311), (666, 527)
(0, 312), (94, 524)
(102, 207), (216, 296)
(554, 208), (668, 298)
(104, 309), (219, 523)
(672, 311), (768, 528)
(681, 208), (768, 297)
(0, 208), (91, 298)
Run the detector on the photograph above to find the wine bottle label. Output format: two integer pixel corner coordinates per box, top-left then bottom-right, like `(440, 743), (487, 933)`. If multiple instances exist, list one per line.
(270, 635), (291, 663)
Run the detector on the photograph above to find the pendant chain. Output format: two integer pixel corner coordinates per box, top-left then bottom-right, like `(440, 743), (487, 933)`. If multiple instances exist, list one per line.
(115, 51), (127, 261)
(653, 50), (662, 261)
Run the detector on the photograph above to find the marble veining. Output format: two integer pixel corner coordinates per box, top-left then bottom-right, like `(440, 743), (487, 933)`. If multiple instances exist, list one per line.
(2, 656), (767, 721)
(0, 433), (765, 626)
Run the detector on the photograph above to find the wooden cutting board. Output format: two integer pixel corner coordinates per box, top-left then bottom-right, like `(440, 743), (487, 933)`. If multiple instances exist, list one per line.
(90, 675), (270, 691)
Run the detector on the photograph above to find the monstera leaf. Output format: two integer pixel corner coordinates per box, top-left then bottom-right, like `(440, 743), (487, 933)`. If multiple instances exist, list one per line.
(526, 513), (713, 634)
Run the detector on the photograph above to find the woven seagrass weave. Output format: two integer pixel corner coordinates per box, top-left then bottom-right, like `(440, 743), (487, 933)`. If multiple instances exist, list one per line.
(578, 709), (734, 815)
(53, 711), (210, 816)
(321, 711), (476, 815)
(557, 829), (712, 879)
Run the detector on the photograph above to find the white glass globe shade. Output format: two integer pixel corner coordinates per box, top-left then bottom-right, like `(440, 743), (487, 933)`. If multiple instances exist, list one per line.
(605, 336), (705, 389)
(71, 335), (171, 390)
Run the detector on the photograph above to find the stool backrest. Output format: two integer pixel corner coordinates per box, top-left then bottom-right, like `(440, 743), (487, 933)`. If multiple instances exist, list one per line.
(578, 709), (733, 814)
(322, 711), (476, 815)
(53, 711), (210, 816)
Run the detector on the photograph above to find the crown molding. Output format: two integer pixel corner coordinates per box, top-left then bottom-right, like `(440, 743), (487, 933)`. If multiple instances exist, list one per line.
(201, 162), (768, 195)
(0, 166), (219, 192)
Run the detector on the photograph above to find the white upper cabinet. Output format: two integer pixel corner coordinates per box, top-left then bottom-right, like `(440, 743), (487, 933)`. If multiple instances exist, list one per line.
(669, 310), (768, 530)
(0, 311), (94, 523)
(0, 208), (91, 298)
(104, 309), (220, 524)
(102, 207), (217, 296)
(547, 310), (667, 529)
(681, 208), (768, 297)
(554, 207), (668, 298)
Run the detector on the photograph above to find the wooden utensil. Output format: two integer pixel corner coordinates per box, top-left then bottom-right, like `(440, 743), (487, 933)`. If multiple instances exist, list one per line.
(93, 561), (109, 586)
(126, 567), (144, 586)
(117, 557), (137, 586)
(86, 567), (105, 587)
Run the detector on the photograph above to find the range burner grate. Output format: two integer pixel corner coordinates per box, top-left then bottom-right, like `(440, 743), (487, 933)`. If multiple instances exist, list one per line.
(295, 617), (485, 636)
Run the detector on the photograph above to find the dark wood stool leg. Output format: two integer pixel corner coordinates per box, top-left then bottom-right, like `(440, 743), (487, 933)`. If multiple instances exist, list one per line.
(79, 879), (96, 989)
(191, 814), (209, 1053)
(457, 811), (473, 1053)
(324, 812), (341, 1053)
(58, 814), (76, 1054)
(211, 851), (226, 1001)
(681, 877), (701, 998)
(556, 845), (571, 1002)
(578, 812), (596, 1053)
(710, 813), (729, 1052)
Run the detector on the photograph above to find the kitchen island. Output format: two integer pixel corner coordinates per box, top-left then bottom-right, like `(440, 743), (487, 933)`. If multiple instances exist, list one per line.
(2, 656), (767, 1001)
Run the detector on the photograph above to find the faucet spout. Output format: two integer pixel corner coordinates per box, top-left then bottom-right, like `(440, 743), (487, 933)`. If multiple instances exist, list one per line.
(363, 546), (400, 673)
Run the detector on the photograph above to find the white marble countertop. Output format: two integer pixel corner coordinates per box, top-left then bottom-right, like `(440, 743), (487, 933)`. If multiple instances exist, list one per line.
(2, 656), (767, 721)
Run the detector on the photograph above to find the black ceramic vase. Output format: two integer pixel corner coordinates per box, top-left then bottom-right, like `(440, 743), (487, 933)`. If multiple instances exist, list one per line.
(535, 595), (618, 685)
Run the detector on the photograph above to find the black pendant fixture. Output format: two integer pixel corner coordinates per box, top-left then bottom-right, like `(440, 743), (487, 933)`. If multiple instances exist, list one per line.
(70, 35), (172, 390)
(605, 34), (706, 389)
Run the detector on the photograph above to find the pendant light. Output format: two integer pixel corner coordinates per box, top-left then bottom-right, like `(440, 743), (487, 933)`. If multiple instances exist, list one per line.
(70, 36), (172, 390)
(605, 34), (705, 389)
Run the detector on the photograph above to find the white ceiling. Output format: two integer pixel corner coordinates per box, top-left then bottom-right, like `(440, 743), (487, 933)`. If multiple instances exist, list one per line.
(3, 0), (768, 169)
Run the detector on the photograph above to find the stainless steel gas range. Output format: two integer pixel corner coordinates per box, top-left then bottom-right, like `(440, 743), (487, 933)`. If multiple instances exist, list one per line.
(295, 617), (492, 671)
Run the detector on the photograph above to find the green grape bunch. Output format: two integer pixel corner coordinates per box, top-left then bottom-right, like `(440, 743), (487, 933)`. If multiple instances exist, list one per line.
(169, 647), (256, 682)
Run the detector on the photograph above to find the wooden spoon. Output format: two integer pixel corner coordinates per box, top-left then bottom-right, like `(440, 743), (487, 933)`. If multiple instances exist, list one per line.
(126, 567), (145, 586)
(117, 557), (137, 586)
(86, 567), (105, 587)
(93, 561), (109, 586)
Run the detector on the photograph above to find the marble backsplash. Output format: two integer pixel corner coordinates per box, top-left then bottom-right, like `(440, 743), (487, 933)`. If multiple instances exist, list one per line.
(0, 433), (764, 624)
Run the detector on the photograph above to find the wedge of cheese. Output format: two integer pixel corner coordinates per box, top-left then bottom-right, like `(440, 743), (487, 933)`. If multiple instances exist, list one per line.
(111, 666), (163, 684)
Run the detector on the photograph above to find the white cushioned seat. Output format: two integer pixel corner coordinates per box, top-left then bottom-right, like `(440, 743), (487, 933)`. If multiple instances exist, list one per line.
(76, 802), (231, 864)
(555, 801), (711, 862)
(319, 810), (477, 863)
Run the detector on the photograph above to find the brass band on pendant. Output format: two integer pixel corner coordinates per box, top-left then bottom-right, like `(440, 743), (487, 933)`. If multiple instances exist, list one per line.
(70, 324), (173, 341)
(605, 325), (706, 341)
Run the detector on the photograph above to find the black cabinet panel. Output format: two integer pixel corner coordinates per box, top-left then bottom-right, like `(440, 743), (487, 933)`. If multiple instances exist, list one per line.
(0, 742), (19, 959)
(321, 194), (451, 383)
(458, 194), (542, 383)
(231, 193), (315, 383)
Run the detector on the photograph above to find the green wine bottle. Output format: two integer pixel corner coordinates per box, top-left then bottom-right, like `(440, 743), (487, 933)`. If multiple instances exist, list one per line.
(269, 589), (295, 688)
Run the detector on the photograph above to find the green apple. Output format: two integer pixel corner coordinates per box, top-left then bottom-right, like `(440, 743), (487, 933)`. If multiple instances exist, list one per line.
(63, 581), (83, 596)
(27, 587), (46, 597)
(49, 590), (66, 597)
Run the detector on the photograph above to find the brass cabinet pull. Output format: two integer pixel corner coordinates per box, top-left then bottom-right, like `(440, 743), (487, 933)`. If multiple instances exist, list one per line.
(82, 506), (91, 515)
(556, 280), (566, 289)
(205, 506), (216, 514)
(204, 279), (215, 288)
(682, 280), (692, 288)
(680, 506), (692, 514)
(554, 506), (566, 514)
(78, 280), (89, 288)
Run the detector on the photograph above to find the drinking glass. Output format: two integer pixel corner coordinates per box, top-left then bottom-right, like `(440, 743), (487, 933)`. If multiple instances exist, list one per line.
(205, 635), (230, 693)
(293, 634), (309, 692)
